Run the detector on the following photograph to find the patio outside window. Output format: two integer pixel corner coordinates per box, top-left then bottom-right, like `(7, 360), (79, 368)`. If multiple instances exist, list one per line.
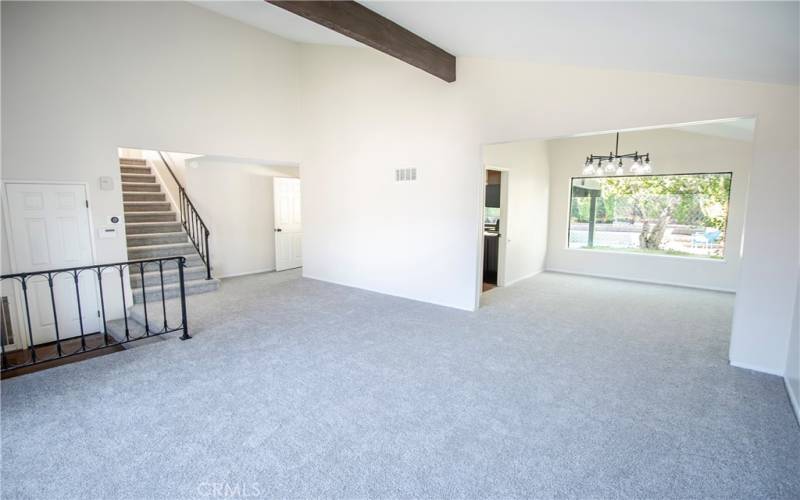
(568, 173), (733, 259)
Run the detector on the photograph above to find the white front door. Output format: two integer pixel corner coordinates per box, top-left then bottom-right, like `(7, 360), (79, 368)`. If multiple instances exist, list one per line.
(273, 177), (302, 271)
(4, 183), (99, 346)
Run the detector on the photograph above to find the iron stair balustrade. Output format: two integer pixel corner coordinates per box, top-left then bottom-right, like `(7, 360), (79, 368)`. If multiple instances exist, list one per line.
(0, 256), (190, 374)
(157, 151), (212, 280)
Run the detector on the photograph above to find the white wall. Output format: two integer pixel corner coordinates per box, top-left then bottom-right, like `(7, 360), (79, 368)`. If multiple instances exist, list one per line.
(300, 46), (798, 374)
(152, 151), (195, 210)
(1, 1), (301, 318)
(786, 273), (800, 423)
(483, 140), (550, 287)
(545, 128), (753, 292)
(299, 47), (482, 310)
(184, 157), (299, 278)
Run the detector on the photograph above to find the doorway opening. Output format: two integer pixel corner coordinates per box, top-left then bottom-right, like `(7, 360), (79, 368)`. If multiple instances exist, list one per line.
(482, 168), (507, 292)
(118, 148), (302, 279)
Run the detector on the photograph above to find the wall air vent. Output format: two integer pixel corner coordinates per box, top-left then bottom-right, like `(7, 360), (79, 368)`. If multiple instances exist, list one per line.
(395, 168), (417, 182)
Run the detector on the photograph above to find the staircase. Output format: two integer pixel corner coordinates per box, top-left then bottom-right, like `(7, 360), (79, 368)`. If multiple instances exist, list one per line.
(121, 158), (219, 303)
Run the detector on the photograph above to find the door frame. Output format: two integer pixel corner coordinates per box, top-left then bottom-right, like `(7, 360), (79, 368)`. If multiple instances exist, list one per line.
(477, 166), (509, 301)
(1, 180), (99, 350)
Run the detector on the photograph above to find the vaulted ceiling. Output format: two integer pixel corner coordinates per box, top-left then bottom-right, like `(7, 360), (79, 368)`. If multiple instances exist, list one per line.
(194, 1), (799, 85)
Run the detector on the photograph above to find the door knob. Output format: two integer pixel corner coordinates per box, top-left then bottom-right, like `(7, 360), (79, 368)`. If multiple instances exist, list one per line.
(275, 228), (282, 232)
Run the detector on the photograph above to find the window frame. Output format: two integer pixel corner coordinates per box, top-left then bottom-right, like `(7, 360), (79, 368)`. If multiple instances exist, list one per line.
(565, 171), (734, 261)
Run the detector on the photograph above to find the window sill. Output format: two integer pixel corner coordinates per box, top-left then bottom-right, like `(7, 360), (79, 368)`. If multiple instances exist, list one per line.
(563, 246), (728, 263)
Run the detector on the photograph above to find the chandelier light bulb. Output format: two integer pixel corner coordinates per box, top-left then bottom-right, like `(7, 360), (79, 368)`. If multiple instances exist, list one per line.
(642, 157), (652, 173)
(582, 157), (593, 175)
(605, 158), (616, 173)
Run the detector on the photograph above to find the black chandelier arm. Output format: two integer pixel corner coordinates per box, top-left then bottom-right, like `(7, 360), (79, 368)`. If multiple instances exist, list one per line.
(588, 152), (650, 162)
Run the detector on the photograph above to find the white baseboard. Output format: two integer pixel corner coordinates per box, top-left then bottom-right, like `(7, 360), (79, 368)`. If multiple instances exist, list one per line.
(545, 268), (736, 294)
(503, 269), (544, 287)
(218, 267), (275, 279)
(786, 378), (800, 427)
(729, 359), (784, 376)
(302, 273), (476, 312)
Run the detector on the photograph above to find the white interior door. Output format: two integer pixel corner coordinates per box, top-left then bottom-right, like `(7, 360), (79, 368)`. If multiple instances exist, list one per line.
(273, 177), (302, 271)
(4, 183), (99, 346)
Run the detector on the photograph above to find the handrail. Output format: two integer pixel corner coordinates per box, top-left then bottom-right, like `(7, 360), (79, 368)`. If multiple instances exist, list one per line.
(157, 152), (212, 280)
(159, 150), (183, 190)
(0, 256), (186, 279)
(1, 256), (190, 373)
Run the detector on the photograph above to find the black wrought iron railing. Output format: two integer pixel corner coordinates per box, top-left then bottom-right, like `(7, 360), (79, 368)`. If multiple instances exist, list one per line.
(158, 151), (211, 280)
(0, 256), (190, 373)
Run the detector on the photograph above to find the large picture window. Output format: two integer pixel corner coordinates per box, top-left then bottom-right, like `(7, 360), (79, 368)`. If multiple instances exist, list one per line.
(568, 173), (732, 259)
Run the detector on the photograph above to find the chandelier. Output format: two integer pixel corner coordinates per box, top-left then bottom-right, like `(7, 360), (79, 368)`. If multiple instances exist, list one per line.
(582, 132), (652, 176)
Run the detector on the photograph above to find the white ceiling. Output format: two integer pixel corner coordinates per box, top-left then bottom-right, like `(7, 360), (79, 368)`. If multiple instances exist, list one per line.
(192, 0), (358, 46)
(193, 1), (799, 85)
(565, 116), (756, 142)
(672, 118), (756, 142)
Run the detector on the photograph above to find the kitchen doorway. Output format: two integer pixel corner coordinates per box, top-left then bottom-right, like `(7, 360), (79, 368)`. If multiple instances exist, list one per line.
(482, 168), (508, 292)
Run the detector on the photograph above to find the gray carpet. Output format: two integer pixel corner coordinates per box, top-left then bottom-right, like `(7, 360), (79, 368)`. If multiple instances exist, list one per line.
(2, 271), (798, 499)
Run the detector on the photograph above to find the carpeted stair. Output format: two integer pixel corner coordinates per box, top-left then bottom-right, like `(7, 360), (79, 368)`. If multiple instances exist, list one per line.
(120, 157), (219, 304)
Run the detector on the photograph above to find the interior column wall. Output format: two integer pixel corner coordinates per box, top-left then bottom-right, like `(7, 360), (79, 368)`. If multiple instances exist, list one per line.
(785, 275), (800, 422)
(482, 140), (550, 287)
(299, 46), (482, 310)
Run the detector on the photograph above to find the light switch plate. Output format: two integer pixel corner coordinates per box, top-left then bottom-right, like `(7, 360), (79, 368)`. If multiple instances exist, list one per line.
(99, 227), (117, 239)
(99, 176), (114, 191)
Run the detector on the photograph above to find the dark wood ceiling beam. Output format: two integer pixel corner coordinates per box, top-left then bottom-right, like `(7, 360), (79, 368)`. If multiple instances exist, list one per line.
(266, 1), (456, 82)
